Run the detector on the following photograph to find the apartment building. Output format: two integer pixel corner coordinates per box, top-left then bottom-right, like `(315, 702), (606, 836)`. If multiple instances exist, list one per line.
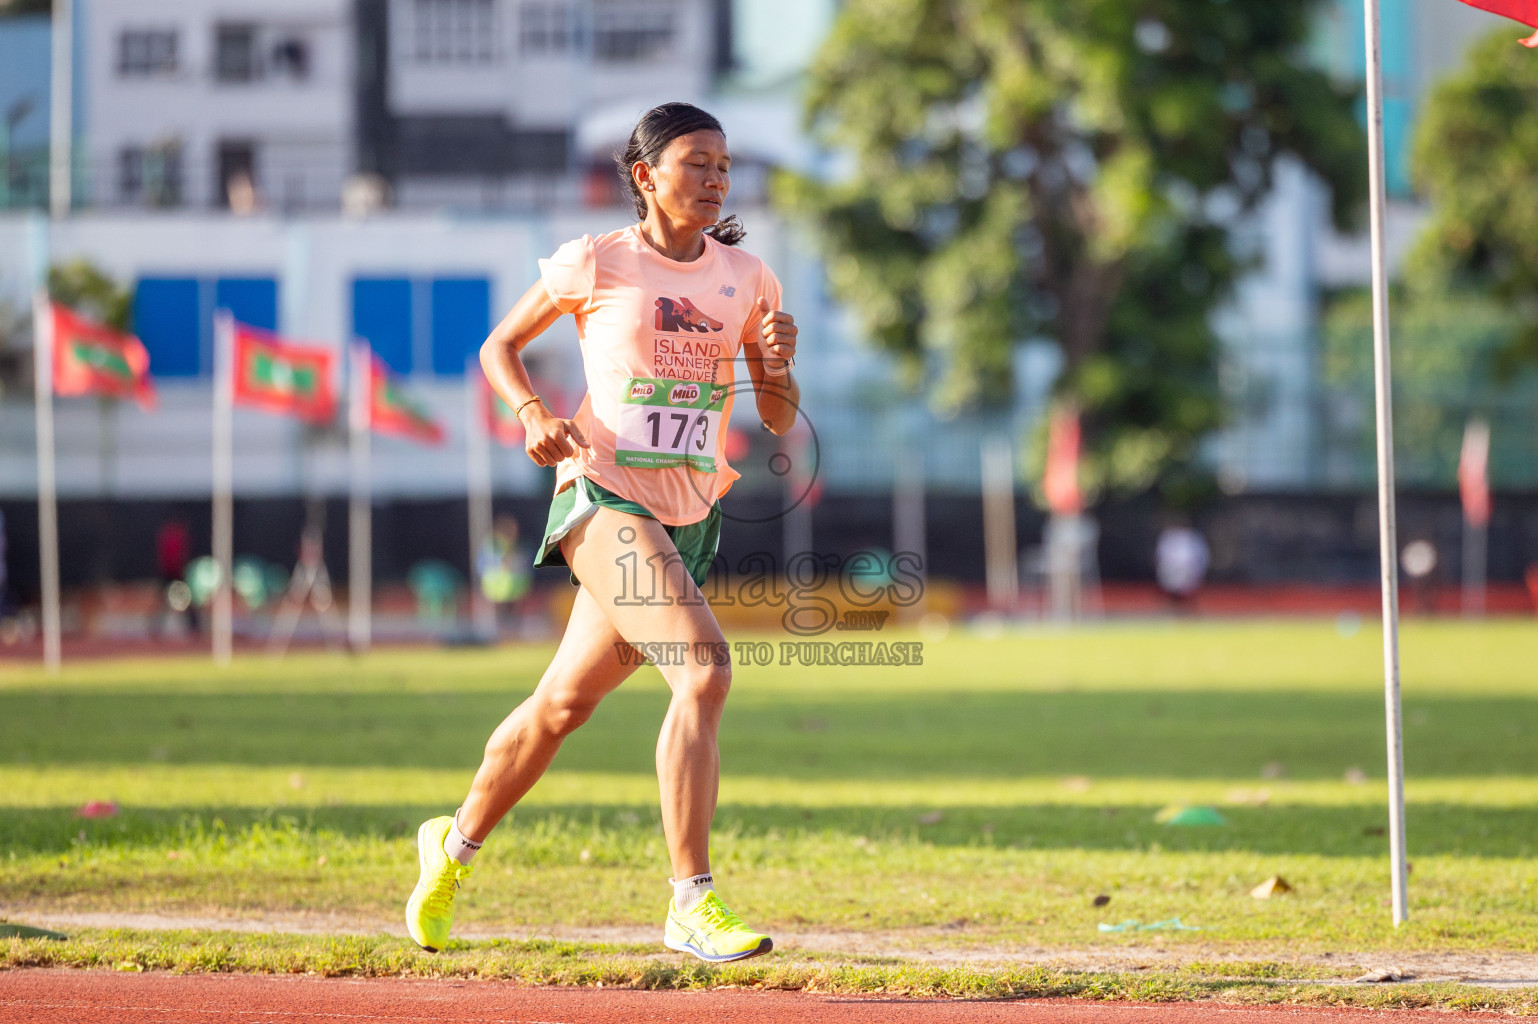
(368, 0), (729, 209)
(72, 0), (730, 213)
(84, 0), (355, 212)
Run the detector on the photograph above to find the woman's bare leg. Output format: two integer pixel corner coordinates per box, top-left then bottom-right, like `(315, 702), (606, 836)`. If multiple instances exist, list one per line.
(560, 507), (730, 881)
(456, 584), (638, 841)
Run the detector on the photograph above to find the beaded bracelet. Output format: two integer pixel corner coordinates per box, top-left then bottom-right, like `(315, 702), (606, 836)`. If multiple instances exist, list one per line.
(513, 395), (543, 417)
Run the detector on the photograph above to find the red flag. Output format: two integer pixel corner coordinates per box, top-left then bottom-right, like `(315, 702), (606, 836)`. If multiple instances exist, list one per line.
(48, 302), (156, 410)
(232, 325), (337, 425)
(1459, 417), (1491, 528)
(1042, 405), (1083, 516)
(480, 375), (567, 446)
(480, 374), (526, 446)
(1455, 0), (1538, 45)
(368, 354), (444, 445)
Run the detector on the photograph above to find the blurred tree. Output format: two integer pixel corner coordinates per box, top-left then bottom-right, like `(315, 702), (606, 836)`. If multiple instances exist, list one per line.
(1314, 28), (1538, 491)
(778, 0), (1364, 497)
(44, 262), (138, 478)
(48, 259), (133, 332)
(1410, 29), (1538, 378)
(0, 0), (53, 16)
(1320, 288), (1538, 487)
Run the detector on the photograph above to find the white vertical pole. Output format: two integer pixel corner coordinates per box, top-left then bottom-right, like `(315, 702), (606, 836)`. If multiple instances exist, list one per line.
(1462, 520), (1487, 618)
(1362, 0), (1409, 927)
(981, 435), (1018, 610)
(211, 311), (235, 666)
(32, 291), (61, 672)
(465, 367), (496, 641)
(348, 341), (372, 654)
(47, 0), (71, 218)
(893, 448), (927, 593)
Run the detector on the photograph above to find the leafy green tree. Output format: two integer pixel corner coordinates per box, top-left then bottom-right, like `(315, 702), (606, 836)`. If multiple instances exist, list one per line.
(1320, 28), (1538, 490)
(1410, 29), (1538, 376)
(1321, 288), (1538, 487)
(778, 0), (1364, 496)
(48, 259), (132, 332)
(0, 263), (133, 401)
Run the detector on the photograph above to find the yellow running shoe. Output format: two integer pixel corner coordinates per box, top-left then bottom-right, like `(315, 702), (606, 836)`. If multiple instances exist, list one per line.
(663, 891), (773, 962)
(405, 815), (472, 952)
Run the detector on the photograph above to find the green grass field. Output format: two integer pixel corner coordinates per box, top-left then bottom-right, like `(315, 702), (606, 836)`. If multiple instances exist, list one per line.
(2, 620), (1537, 991)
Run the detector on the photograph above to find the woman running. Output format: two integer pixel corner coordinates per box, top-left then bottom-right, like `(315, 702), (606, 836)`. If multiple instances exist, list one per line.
(405, 102), (799, 963)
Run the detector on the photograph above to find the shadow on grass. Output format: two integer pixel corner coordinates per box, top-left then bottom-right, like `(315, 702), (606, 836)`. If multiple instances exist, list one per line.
(3, 801), (1535, 859)
(2, 687), (1535, 779)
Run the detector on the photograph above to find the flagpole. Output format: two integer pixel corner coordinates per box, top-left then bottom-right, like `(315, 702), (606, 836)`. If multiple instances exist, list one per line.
(47, 0), (71, 217)
(1463, 516), (1487, 616)
(348, 340), (371, 654)
(211, 310), (235, 666)
(465, 366), (496, 643)
(893, 446), (927, 601)
(1362, 0), (1409, 927)
(32, 291), (61, 672)
(981, 434), (1018, 612)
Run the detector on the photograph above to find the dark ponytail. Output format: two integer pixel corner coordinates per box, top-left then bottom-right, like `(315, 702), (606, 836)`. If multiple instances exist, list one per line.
(616, 101), (745, 247)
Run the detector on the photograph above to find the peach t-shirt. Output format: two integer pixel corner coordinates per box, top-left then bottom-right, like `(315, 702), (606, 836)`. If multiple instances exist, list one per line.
(539, 223), (784, 527)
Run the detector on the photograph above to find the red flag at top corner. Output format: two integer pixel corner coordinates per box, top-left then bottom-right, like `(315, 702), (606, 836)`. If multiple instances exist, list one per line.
(1454, 0), (1538, 46)
(47, 301), (156, 410)
(1459, 417), (1492, 528)
(1042, 404), (1083, 517)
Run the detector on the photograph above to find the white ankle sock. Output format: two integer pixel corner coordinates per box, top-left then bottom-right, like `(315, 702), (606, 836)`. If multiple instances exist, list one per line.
(444, 810), (483, 865)
(671, 872), (714, 913)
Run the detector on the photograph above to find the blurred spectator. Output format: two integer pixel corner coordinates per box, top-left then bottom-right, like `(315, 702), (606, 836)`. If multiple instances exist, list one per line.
(226, 171), (260, 215)
(1156, 520), (1210, 613)
(157, 519), (197, 635)
(1400, 539), (1438, 614)
(408, 560), (463, 626)
(477, 515), (532, 616)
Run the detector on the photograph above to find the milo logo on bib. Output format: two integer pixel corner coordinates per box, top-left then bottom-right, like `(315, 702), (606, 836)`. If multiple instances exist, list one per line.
(669, 383), (701, 405)
(630, 382), (656, 399)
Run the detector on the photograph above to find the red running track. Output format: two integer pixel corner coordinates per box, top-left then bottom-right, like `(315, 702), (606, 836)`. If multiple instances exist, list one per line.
(0, 970), (1501, 1024)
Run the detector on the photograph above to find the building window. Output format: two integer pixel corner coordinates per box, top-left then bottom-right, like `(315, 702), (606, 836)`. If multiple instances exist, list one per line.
(270, 37), (311, 80)
(351, 276), (490, 377)
(413, 0), (497, 64)
(118, 147), (143, 202)
(520, 1), (582, 54)
(592, 1), (674, 62)
(217, 140), (258, 212)
(117, 29), (178, 76)
(117, 142), (184, 207)
(215, 24), (259, 82)
(134, 277), (280, 379)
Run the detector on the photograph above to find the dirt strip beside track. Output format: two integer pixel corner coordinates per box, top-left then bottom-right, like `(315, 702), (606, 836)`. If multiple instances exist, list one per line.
(0, 969), (1509, 1024)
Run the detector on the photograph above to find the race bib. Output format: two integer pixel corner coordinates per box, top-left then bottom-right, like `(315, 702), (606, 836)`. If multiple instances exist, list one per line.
(614, 376), (726, 472)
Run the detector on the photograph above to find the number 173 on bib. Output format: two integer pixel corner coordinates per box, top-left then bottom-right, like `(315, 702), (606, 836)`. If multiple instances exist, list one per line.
(614, 376), (725, 472)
